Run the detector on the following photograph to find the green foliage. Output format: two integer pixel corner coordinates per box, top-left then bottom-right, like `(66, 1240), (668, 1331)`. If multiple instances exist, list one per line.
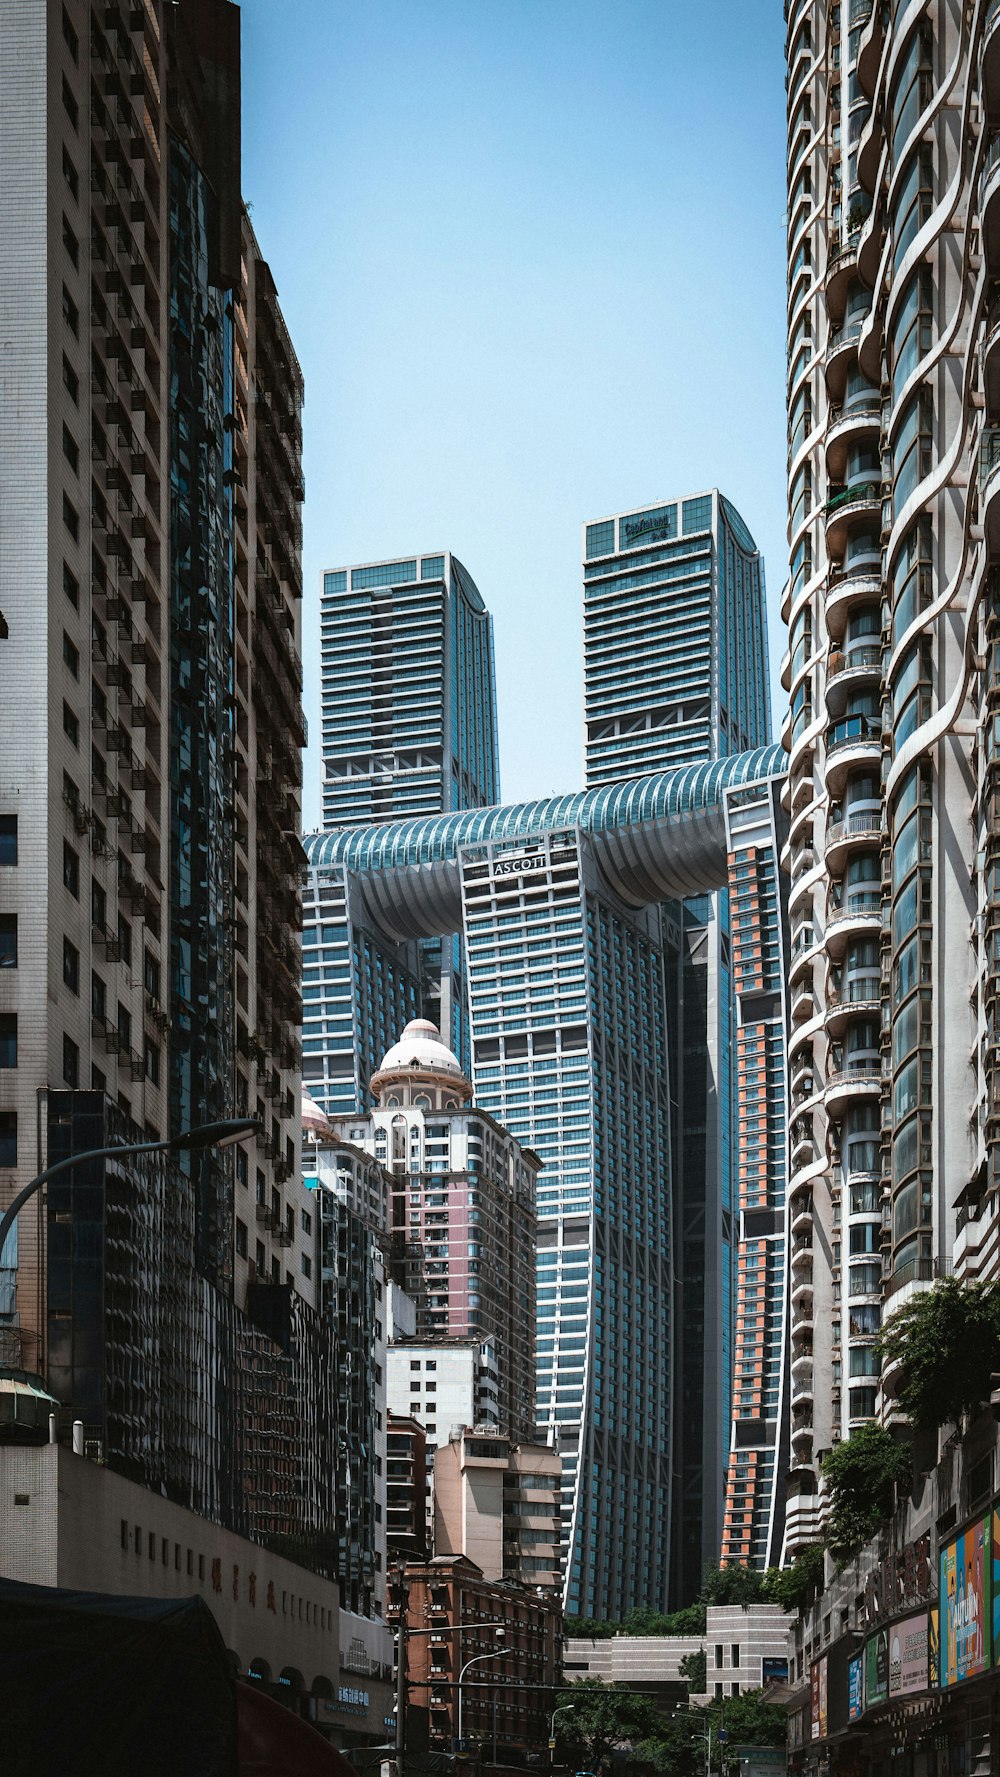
(554, 1680), (665, 1765)
(821, 1425), (912, 1563)
(678, 1648), (706, 1693)
(699, 1562), (766, 1607)
(876, 1277), (1000, 1433)
(716, 1689), (787, 1747)
(562, 1616), (616, 1639)
(761, 1543), (825, 1612)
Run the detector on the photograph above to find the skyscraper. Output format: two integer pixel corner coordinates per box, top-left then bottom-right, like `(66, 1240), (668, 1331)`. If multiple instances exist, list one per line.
(0, 0), (305, 1347)
(331, 1018), (540, 1447)
(781, 0), (994, 1555)
(583, 490), (770, 783)
(303, 742), (785, 1617)
(582, 491), (773, 1595)
(305, 552), (500, 1109)
(0, 0), (335, 1651)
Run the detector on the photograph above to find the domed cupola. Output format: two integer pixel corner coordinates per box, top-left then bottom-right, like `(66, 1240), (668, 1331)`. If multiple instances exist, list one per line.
(371, 1018), (473, 1110)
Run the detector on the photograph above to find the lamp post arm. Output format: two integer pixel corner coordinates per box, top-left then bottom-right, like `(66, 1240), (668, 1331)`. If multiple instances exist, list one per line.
(0, 1137), (175, 1263)
(457, 1649), (508, 1744)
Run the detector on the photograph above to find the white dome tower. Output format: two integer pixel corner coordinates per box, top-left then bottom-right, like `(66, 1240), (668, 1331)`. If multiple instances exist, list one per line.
(370, 1017), (473, 1111)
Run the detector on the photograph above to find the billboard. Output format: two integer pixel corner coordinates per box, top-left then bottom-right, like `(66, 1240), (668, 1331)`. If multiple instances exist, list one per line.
(940, 1513), (990, 1686)
(888, 1611), (928, 1698)
(865, 1627), (889, 1708)
(993, 1505), (1000, 1667)
(848, 1653), (863, 1722)
(810, 1654), (828, 1740)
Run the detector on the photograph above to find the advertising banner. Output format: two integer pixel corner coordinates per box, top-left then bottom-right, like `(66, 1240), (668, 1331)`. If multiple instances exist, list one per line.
(940, 1513), (990, 1686)
(810, 1655), (827, 1740)
(848, 1652), (863, 1721)
(929, 1605), (939, 1688)
(993, 1505), (1000, 1666)
(888, 1610), (928, 1698)
(865, 1627), (888, 1708)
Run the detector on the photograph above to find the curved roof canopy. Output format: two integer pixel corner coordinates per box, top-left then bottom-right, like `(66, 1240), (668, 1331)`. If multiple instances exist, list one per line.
(305, 743), (787, 941)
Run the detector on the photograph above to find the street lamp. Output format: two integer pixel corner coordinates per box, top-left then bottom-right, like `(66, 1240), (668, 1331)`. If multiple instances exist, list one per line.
(549, 1701), (578, 1767)
(457, 1640), (508, 1745)
(393, 1615), (506, 1771)
(0, 1117), (262, 1263)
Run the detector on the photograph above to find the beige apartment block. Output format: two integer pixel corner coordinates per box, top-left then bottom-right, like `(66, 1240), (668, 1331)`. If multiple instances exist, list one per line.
(433, 1427), (561, 1594)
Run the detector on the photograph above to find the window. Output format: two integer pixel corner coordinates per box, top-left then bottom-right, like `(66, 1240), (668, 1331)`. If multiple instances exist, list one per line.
(0, 816), (16, 866)
(0, 1015), (16, 1069)
(63, 841), (79, 898)
(62, 215), (79, 267)
(235, 1219), (248, 1258)
(0, 916), (16, 968)
(301, 1207), (312, 1234)
(62, 285), (79, 337)
(893, 390), (933, 517)
(301, 1253), (312, 1279)
(91, 973), (106, 1022)
(117, 1004), (132, 1051)
(63, 937), (79, 994)
(143, 1037), (159, 1085)
(63, 632), (79, 678)
(62, 145), (79, 200)
(91, 879), (106, 931)
(62, 354), (79, 405)
(63, 562), (79, 608)
(143, 951), (160, 999)
(61, 74), (78, 130)
(62, 424), (79, 474)
(63, 1034), (79, 1087)
(118, 915), (131, 967)
(892, 147), (933, 274)
(62, 7), (79, 61)
(63, 494), (79, 542)
(0, 1113), (17, 1168)
(62, 702), (79, 748)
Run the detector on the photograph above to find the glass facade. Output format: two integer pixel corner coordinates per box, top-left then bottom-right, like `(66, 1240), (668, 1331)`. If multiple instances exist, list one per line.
(301, 741), (786, 1615)
(308, 551), (499, 1101)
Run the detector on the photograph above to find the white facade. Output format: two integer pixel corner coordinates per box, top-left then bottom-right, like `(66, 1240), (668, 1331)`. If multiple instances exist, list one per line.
(571, 1605), (795, 1704)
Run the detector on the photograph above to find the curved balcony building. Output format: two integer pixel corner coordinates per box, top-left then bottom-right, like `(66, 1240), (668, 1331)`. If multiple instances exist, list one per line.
(782, 0), (994, 1552)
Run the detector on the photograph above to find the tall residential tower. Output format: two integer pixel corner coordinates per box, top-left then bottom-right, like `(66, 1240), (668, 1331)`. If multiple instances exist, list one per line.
(781, 0), (999, 1554)
(305, 552), (500, 1112)
(582, 491), (775, 1593)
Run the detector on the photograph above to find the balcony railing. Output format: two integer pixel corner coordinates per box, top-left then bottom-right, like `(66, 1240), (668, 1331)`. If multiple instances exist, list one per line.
(981, 133), (1000, 207)
(981, 425), (1000, 488)
(827, 714), (881, 755)
(824, 480), (882, 517)
(828, 645), (882, 679)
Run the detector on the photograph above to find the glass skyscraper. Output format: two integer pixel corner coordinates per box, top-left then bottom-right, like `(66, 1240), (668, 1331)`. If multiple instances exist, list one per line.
(303, 743), (786, 1618)
(304, 552), (500, 1114)
(582, 491), (773, 1598)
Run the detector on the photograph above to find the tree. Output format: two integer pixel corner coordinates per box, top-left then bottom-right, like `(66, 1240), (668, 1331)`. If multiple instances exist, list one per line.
(876, 1276), (1000, 1432)
(715, 1688), (787, 1747)
(553, 1680), (665, 1767)
(678, 1649), (706, 1694)
(699, 1563), (765, 1607)
(821, 1425), (911, 1563)
(623, 1603), (707, 1636)
(762, 1543), (825, 1612)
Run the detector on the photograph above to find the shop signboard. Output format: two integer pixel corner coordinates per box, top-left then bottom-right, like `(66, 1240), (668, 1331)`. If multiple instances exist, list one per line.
(888, 1610), (928, 1698)
(848, 1652), (863, 1721)
(865, 1627), (888, 1708)
(992, 1503), (1000, 1666)
(809, 1654), (827, 1740)
(929, 1605), (939, 1687)
(940, 1512), (990, 1686)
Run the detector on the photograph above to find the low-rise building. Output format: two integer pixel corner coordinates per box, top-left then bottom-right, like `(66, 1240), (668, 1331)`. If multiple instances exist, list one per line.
(788, 1414), (1000, 1777)
(393, 1555), (561, 1758)
(569, 1604), (794, 1705)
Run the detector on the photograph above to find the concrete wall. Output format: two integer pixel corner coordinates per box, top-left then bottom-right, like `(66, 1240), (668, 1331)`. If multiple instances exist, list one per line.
(570, 1605), (795, 1703)
(0, 1444), (339, 1690)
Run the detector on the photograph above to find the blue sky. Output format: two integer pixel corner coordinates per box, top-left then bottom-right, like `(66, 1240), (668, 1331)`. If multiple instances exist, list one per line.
(239, 0), (788, 827)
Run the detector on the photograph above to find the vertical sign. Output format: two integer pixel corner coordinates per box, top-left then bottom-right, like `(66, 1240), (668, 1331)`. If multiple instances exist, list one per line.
(940, 1513), (990, 1686)
(848, 1652), (863, 1722)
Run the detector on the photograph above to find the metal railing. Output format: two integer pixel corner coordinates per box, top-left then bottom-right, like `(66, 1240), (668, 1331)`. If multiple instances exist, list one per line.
(824, 480), (882, 517)
(827, 714), (882, 754)
(825, 809), (883, 847)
